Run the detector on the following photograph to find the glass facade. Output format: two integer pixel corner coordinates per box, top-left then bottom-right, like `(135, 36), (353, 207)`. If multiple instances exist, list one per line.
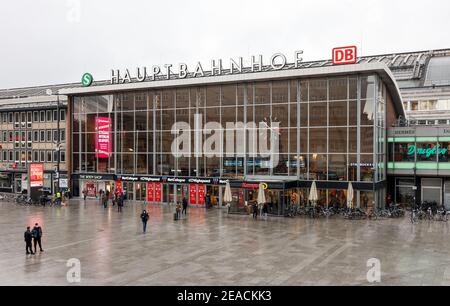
(71, 74), (393, 209)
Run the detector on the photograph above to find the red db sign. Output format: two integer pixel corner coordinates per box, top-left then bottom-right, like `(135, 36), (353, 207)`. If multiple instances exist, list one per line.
(332, 46), (357, 65)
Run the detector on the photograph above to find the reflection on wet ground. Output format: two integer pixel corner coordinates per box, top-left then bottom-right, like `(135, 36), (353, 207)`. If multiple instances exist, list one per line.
(1, 199), (450, 285)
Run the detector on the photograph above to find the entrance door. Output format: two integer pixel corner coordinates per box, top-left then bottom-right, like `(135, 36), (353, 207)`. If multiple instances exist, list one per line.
(421, 178), (442, 206)
(135, 182), (147, 201)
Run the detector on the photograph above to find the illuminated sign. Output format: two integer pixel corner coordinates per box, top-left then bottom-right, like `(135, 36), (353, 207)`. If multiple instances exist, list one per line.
(407, 144), (448, 158)
(95, 117), (112, 158)
(29, 164), (44, 188)
(332, 46), (357, 65)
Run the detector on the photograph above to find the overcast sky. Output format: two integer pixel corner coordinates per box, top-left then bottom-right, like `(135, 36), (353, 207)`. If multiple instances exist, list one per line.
(1, 0), (450, 89)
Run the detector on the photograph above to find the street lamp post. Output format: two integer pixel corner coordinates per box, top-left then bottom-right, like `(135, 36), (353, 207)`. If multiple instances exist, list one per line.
(47, 89), (61, 195)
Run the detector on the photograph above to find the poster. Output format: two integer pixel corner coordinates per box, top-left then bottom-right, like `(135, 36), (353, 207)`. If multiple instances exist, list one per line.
(116, 181), (122, 194)
(189, 184), (197, 204)
(198, 184), (205, 205)
(86, 182), (96, 197)
(154, 183), (162, 203)
(95, 116), (112, 158)
(29, 164), (44, 188)
(147, 182), (154, 202)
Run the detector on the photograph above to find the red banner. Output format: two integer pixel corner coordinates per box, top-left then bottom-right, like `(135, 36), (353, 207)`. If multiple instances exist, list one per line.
(198, 184), (205, 205)
(147, 183), (154, 202)
(189, 184), (196, 204)
(116, 181), (122, 194)
(95, 116), (112, 158)
(155, 183), (162, 203)
(29, 164), (44, 187)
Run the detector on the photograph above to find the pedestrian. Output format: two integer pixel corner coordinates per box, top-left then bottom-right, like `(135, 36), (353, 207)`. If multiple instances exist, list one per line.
(102, 192), (107, 208)
(118, 194), (123, 212)
(82, 188), (87, 201)
(31, 223), (44, 253)
(140, 210), (149, 233)
(182, 197), (188, 215)
(24, 226), (34, 255)
(263, 202), (268, 219)
(252, 202), (258, 220)
(176, 201), (182, 220)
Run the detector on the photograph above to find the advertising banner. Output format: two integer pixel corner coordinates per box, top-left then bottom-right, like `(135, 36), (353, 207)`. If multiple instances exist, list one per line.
(189, 184), (197, 204)
(154, 183), (162, 203)
(147, 182), (154, 202)
(29, 164), (44, 188)
(95, 116), (112, 158)
(198, 184), (205, 205)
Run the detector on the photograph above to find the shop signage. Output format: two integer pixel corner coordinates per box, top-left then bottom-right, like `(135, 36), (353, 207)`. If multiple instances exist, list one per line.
(392, 129), (416, 136)
(241, 183), (260, 189)
(29, 164), (44, 188)
(332, 46), (357, 65)
(407, 144), (448, 158)
(78, 174), (115, 180)
(95, 116), (112, 158)
(117, 175), (228, 185)
(59, 178), (68, 188)
(147, 182), (154, 202)
(110, 51), (304, 84)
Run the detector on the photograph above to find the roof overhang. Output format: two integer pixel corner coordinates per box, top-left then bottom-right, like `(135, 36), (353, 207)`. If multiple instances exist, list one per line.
(59, 63), (405, 117)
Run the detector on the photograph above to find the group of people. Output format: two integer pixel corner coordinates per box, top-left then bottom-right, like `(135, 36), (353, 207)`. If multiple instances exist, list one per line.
(24, 223), (44, 255)
(250, 201), (269, 220)
(175, 197), (189, 220)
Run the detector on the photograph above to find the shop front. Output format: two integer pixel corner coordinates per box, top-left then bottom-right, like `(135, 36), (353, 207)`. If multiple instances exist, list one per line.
(387, 126), (450, 208)
(73, 174), (116, 198)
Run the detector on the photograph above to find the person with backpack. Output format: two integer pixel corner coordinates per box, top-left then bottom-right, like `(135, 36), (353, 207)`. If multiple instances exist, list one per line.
(32, 223), (44, 253)
(140, 210), (149, 233)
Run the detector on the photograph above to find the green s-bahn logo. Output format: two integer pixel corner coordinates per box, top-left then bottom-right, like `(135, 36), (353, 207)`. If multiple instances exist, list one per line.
(81, 73), (93, 87)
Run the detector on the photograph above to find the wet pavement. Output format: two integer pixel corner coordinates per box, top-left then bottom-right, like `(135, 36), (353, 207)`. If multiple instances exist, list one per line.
(1, 199), (450, 286)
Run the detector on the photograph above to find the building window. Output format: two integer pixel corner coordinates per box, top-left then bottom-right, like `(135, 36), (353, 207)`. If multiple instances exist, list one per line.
(8, 112), (13, 123)
(53, 151), (59, 163)
(40, 111), (45, 122)
(60, 109), (66, 121)
(15, 151), (19, 162)
(60, 129), (65, 142)
(60, 151), (66, 163)
(33, 111), (39, 122)
(2, 113), (7, 123)
(53, 110), (58, 122)
(47, 130), (52, 143)
(27, 151), (32, 162)
(33, 131), (39, 142)
(53, 130), (58, 142)
(40, 130), (45, 142)
(3, 151), (7, 161)
(33, 151), (39, 162)
(47, 151), (52, 162)
(40, 151), (45, 162)
(46, 110), (52, 122)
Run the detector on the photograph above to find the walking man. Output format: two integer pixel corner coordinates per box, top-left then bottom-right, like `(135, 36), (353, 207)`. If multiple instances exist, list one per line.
(140, 210), (149, 233)
(24, 226), (34, 255)
(118, 193), (123, 212)
(32, 223), (44, 253)
(252, 202), (258, 220)
(182, 197), (188, 215)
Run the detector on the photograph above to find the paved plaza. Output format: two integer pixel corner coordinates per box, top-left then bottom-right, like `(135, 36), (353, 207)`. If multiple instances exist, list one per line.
(1, 199), (450, 286)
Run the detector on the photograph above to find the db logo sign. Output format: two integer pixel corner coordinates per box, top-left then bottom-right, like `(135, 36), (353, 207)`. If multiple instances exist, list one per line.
(332, 46), (357, 65)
